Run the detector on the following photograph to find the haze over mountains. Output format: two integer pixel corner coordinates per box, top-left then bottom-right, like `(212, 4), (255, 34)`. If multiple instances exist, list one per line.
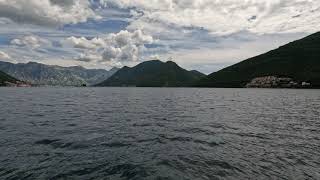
(0, 61), (118, 86)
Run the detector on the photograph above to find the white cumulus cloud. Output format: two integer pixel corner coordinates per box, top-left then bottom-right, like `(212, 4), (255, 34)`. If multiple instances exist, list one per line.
(65, 36), (106, 49)
(10, 35), (51, 49)
(1, 0), (317, 71)
(101, 0), (320, 35)
(64, 30), (154, 65)
(0, 50), (10, 59)
(0, 0), (99, 26)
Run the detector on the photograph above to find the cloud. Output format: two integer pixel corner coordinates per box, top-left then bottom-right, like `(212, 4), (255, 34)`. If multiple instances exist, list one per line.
(102, 46), (121, 60)
(0, 50), (10, 59)
(0, 0), (99, 26)
(162, 32), (308, 73)
(65, 36), (106, 49)
(92, 0), (318, 72)
(101, 0), (320, 35)
(64, 29), (154, 65)
(0, 0), (317, 72)
(78, 52), (102, 62)
(10, 35), (51, 49)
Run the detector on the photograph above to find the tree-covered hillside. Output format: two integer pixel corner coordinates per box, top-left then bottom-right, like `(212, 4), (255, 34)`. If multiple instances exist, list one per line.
(0, 70), (18, 86)
(96, 60), (206, 87)
(196, 32), (320, 88)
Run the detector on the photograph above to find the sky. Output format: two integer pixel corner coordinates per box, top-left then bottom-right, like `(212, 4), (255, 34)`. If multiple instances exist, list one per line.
(0, 0), (319, 74)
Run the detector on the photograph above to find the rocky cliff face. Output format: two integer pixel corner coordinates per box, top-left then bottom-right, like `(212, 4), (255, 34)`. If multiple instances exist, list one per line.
(245, 76), (311, 88)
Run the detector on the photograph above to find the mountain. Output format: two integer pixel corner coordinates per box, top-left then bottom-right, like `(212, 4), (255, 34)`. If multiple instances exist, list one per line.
(0, 70), (18, 86)
(96, 60), (206, 87)
(196, 32), (320, 88)
(0, 61), (119, 86)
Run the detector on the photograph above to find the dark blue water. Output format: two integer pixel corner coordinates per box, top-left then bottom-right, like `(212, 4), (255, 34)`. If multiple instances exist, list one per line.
(0, 88), (320, 180)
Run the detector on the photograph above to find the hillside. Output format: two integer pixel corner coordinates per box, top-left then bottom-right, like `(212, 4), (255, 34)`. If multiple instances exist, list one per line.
(96, 60), (206, 87)
(0, 70), (19, 86)
(0, 61), (118, 86)
(196, 32), (320, 88)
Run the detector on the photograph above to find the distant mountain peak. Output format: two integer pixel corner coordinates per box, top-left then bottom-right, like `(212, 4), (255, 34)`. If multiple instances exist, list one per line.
(96, 60), (205, 87)
(165, 60), (176, 64)
(26, 61), (38, 64)
(140, 59), (163, 64)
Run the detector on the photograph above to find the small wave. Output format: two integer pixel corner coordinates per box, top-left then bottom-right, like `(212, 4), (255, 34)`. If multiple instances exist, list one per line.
(136, 137), (163, 144)
(29, 114), (45, 117)
(175, 127), (216, 136)
(105, 164), (149, 179)
(0, 168), (16, 177)
(50, 163), (109, 179)
(132, 123), (152, 127)
(160, 135), (223, 147)
(101, 142), (132, 148)
(35, 139), (89, 150)
(34, 139), (60, 145)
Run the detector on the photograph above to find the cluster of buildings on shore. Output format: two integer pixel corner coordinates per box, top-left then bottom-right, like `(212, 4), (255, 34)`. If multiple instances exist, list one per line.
(4, 81), (32, 87)
(245, 76), (312, 88)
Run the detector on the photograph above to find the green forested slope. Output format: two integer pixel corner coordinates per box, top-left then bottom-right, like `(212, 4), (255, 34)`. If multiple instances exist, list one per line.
(196, 32), (320, 88)
(96, 60), (205, 87)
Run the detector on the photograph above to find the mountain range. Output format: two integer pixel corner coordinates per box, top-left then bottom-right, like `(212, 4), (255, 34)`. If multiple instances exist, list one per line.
(1, 32), (319, 88)
(96, 60), (205, 87)
(97, 32), (320, 88)
(196, 32), (320, 88)
(0, 61), (118, 86)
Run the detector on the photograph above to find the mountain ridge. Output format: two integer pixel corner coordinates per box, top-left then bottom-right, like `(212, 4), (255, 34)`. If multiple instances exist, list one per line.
(0, 61), (119, 86)
(195, 31), (320, 88)
(96, 60), (206, 87)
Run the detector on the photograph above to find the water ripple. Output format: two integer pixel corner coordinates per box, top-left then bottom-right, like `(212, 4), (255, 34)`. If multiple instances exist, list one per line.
(0, 88), (319, 179)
